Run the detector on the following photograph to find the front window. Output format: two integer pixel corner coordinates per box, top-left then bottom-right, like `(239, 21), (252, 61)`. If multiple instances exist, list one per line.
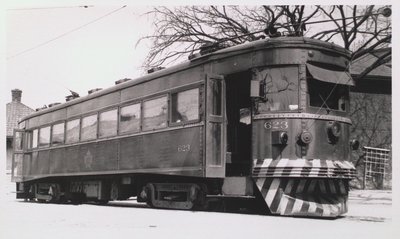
(308, 79), (349, 112)
(255, 66), (299, 113)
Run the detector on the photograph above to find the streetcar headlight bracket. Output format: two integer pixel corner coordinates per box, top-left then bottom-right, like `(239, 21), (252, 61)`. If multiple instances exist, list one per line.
(327, 121), (341, 143)
(271, 131), (288, 145)
(350, 139), (360, 150)
(299, 130), (313, 145)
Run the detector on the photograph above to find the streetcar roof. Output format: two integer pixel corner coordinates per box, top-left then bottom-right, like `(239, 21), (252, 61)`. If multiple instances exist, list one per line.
(20, 36), (350, 122)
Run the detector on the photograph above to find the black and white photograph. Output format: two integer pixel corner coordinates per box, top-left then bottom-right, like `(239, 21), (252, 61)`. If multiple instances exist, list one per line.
(1, 1), (397, 238)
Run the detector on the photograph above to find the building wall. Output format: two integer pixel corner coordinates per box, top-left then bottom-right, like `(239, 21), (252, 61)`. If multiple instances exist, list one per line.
(6, 89), (35, 171)
(6, 139), (13, 171)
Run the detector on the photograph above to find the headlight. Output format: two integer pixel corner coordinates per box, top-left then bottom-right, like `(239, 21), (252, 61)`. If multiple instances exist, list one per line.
(327, 121), (341, 143)
(350, 139), (360, 150)
(272, 131), (288, 145)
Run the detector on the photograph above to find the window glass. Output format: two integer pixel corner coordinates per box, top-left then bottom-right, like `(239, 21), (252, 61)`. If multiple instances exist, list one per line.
(52, 122), (65, 146)
(14, 131), (23, 151)
(308, 79), (349, 111)
(210, 123), (222, 166)
(143, 96), (167, 131)
(13, 154), (23, 178)
(32, 129), (38, 148)
(210, 80), (222, 116)
(120, 103), (141, 134)
(25, 131), (32, 149)
(99, 109), (118, 138)
(81, 114), (97, 141)
(39, 126), (51, 147)
(171, 88), (199, 123)
(66, 119), (80, 143)
(255, 67), (299, 113)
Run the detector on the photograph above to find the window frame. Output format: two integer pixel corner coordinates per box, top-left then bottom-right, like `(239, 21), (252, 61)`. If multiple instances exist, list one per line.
(25, 130), (33, 150)
(65, 117), (81, 144)
(306, 76), (350, 115)
(142, 94), (169, 131)
(80, 113), (98, 142)
(32, 128), (39, 149)
(51, 121), (66, 146)
(38, 125), (51, 148)
(119, 101), (142, 135)
(169, 87), (201, 127)
(98, 107), (119, 139)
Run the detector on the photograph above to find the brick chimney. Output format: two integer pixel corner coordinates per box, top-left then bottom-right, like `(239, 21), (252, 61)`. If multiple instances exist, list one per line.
(12, 89), (22, 103)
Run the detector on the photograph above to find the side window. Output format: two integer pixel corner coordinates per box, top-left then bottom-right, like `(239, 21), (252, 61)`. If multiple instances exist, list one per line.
(143, 96), (168, 131)
(81, 114), (97, 141)
(120, 103), (141, 134)
(66, 119), (80, 144)
(52, 122), (65, 146)
(210, 80), (222, 116)
(308, 79), (349, 111)
(99, 109), (118, 138)
(171, 88), (199, 123)
(39, 126), (51, 148)
(32, 129), (38, 148)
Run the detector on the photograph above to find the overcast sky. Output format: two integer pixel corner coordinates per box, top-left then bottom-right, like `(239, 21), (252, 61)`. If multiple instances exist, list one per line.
(6, 4), (155, 109)
(4, 1), (396, 109)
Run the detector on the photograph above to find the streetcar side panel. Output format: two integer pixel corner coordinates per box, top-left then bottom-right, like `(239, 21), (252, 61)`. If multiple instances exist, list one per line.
(19, 65), (207, 180)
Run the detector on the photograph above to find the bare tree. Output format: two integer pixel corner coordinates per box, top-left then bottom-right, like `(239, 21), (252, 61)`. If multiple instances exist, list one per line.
(349, 92), (391, 189)
(137, 5), (391, 71)
(136, 6), (267, 68)
(350, 93), (391, 164)
(312, 5), (391, 79)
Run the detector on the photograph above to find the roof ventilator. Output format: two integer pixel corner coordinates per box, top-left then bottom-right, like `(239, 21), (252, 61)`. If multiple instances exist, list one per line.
(88, 88), (103, 94)
(147, 66), (165, 74)
(115, 78), (132, 85)
(65, 95), (79, 102)
(48, 102), (61, 108)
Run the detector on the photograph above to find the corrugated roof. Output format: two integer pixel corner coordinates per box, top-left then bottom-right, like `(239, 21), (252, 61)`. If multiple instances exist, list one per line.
(6, 101), (34, 137)
(350, 48), (391, 79)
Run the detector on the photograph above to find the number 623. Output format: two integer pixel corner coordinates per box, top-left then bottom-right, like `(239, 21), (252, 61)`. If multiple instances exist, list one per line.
(264, 121), (289, 130)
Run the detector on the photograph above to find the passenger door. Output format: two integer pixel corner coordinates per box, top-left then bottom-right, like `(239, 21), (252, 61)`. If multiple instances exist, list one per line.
(11, 129), (25, 182)
(205, 74), (226, 177)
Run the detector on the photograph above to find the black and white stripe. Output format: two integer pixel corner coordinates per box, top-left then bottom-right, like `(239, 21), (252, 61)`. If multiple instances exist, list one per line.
(253, 158), (356, 178)
(254, 177), (349, 217)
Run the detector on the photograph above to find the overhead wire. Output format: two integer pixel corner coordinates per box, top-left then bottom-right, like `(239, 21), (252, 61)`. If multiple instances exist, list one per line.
(7, 5), (94, 11)
(7, 5), (127, 60)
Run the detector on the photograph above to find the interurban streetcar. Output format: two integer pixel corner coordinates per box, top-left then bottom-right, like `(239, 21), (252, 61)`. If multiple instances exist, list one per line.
(12, 36), (358, 217)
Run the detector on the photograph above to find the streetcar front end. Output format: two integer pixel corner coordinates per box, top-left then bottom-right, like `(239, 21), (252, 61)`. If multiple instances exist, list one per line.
(250, 40), (357, 217)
